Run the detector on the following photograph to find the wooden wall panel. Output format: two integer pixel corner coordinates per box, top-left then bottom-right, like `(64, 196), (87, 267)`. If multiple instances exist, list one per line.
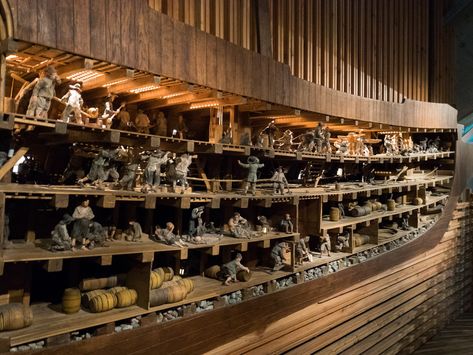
(37, 0), (56, 48)
(105, 0), (122, 65)
(73, 0), (90, 56)
(89, 0), (107, 60)
(55, 1), (74, 53)
(148, 0), (453, 105)
(120, 0), (136, 68)
(148, 9), (162, 75)
(15, 0), (37, 44)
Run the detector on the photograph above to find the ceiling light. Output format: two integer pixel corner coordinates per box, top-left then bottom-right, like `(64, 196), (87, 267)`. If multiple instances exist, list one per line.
(129, 84), (160, 94)
(66, 69), (104, 83)
(190, 101), (220, 109)
(162, 92), (187, 99)
(102, 78), (130, 87)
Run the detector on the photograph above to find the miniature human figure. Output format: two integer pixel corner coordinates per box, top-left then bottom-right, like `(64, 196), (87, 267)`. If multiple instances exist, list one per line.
(334, 139), (349, 155)
(77, 148), (119, 187)
(27, 66), (61, 118)
(142, 150), (171, 191)
(257, 215), (271, 233)
(240, 132), (252, 146)
(319, 235), (331, 257)
(115, 104), (131, 131)
(419, 138), (428, 152)
(117, 149), (139, 191)
(135, 109), (151, 134)
(335, 231), (350, 252)
(60, 83), (83, 124)
(87, 221), (107, 249)
(154, 222), (187, 247)
(219, 253), (250, 286)
(123, 221), (143, 242)
(100, 94), (119, 128)
(260, 120), (279, 148)
(168, 154), (197, 193)
(228, 212), (252, 238)
(271, 166), (290, 195)
(297, 130), (316, 152)
(71, 199), (95, 248)
(295, 236), (312, 265)
(189, 206), (206, 237)
(238, 156), (264, 196)
(271, 241), (289, 271)
(338, 203), (346, 218)
(177, 114), (188, 139)
(274, 130), (294, 151)
(313, 122), (326, 153)
(321, 129), (331, 153)
(50, 214), (74, 251)
(279, 214), (294, 234)
(156, 112), (168, 136)
(220, 127), (232, 144)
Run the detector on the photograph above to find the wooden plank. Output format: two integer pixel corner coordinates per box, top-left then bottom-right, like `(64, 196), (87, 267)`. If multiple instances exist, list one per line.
(160, 12), (175, 78)
(56, 0), (74, 52)
(215, 37), (226, 91)
(195, 28), (207, 86)
(90, 0), (107, 60)
(205, 34), (217, 89)
(106, 0), (122, 64)
(73, 0), (91, 55)
(15, 0), (38, 43)
(120, 0), (136, 67)
(135, 0), (150, 71)
(37, 0), (56, 48)
(0, 147), (28, 180)
(148, 9), (162, 74)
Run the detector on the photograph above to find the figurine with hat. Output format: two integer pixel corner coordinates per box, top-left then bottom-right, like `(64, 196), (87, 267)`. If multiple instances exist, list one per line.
(60, 82), (83, 124)
(238, 155), (264, 195)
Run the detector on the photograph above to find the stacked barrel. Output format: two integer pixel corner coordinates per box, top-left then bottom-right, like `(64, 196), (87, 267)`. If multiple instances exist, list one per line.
(75, 274), (138, 313)
(149, 267), (195, 307)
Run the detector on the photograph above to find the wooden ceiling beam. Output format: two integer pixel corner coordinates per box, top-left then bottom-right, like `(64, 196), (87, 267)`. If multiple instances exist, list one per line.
(124, 83), (191, 104)
(141, 91), (219, 110)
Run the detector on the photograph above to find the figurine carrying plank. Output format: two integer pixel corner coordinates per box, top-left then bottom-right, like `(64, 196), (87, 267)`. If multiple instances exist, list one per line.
(27, 66), (61, 118)
(238, 156), (264, 196)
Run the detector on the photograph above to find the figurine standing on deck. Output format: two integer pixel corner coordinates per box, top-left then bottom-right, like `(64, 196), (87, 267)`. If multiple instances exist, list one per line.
(100, 94), (119, 128)
(50, 214), (74, 251)
(189, 206), (206, 237)
(271, 167), (290, 195)
(60, 83), (83, 124)
(167, 154), (197, 193)
(219, 253), (250, 286)
(142, 150), (171, 191)
(156, 112), (168, 136)
(117, 149), (140, 191)
(116, 105), (131, 131)
(295, 236), (312, 264)
(238, 156), (264, 196)
(27, 66), (61, 118)
(71, 199), (95, 248)
(260, 120), (279, 148)
(274, 130), (294, 151)
(134, 109), (151, 134)
(271, 241), (289, 271)
(279, 214), (294, 234)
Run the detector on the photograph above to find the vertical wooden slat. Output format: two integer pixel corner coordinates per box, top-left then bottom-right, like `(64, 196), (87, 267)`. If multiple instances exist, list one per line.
(56, 1), (74, 52)
(136, 0), (150, 71)
(90, 0), (106, 60)
(16, 0), (38, 43)
(120, 0), (136, 67)
(148, 9), (162, 74)
(37, 0), (56, 48)
(73, 0), (90, 56)
(160, 13), (175, 78)
(105, 0), (122, 65)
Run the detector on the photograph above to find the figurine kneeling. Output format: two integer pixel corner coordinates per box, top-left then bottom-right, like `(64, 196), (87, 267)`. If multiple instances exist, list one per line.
(295, 236), (313, 265)
(154, 222), (188, 247)
(271, 242), (289, 271)
(123, 221), (143, 242)
(228, 212), (253, 239)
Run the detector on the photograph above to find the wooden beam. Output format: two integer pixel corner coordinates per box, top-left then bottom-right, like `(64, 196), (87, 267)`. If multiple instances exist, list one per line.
(0, 147), (29, 180)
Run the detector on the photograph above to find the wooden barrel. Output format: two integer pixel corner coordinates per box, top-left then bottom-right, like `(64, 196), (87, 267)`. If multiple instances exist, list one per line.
(162, 267), (174, 281)
(89, 292), (117, 313)
(149, 288), (169, 307)
(329, 207), (340, 221)
(153, 267), (165, 281)
(413, 197), (424, 205)
(349, 205), (372, 217)
(150, 271), (164, 289)
(0, 304), (33, 331)
(371, 201), (382, 211)
(79, 274), (126, 291)
(177, 279), (195, 293)
(236, 270), (252, 282)
(116, 289), (138, 308)
(353, 234), (371, 247)
(62, 288), (81, 314)
(204, 265), (220, 279)
(166, 284), (188, 303)
(108, 286), (128, 295)
(387, 199), (396, 211)
(81, 289), (106, 308)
